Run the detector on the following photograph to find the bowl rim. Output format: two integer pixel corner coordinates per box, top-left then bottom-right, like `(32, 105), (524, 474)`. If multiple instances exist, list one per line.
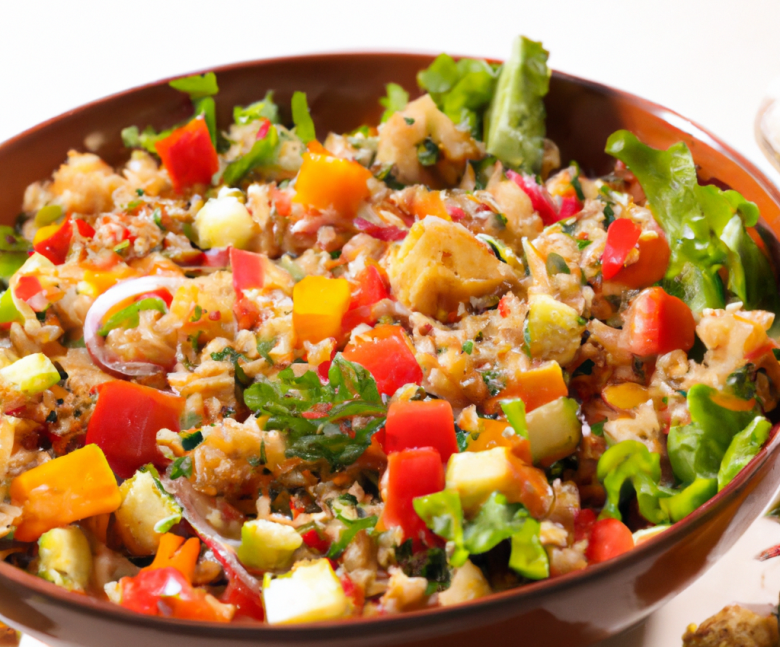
(2, 49), (780, 636)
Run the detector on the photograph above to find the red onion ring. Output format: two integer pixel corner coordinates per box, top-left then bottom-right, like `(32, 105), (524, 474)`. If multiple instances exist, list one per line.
(84, 276), (187, 378)
(162, 476), (262, 597)
(354, 217), (407, 241)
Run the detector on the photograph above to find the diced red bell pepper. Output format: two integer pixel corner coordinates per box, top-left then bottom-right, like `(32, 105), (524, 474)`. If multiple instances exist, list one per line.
(378, 447), (445, 545)
(136, 288), (174, 308)
(301, 528), (331, 554)
(120, 567), (233, 622)
(602, 219), (642, 281)
(220, 578), (265, 622)
(201, 247), (231, 268)
(623, 287), (696, 357)
(557, 196), (583, 220)
(14, 276), (43, 302)
(342, 325), (422, 396)
(506, 170), (560, 225)
(155, 116), (219, 193)
(341, 265), (390, 331)
(585, 518), (634, 564)
(75, 219), (96, 239)
(34, 215), (73, 265)
(230, 248), (264, 295)
(384, 400), (457, 464)
(85, 381), (185, 479)
(573, 508), (597, 543)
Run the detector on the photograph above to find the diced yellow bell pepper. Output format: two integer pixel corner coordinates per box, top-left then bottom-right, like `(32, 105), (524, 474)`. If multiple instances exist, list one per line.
(485, 361), (568, 414)
(82, 265), (139, 297)
(410, 189), (450, 221)
(292, 152), (373, 218)
(144, 533), (200, 583)
(33, 221), (65, 247)
(0, 353), (61, 395)
(292, 275), (351, 344)
(602, 383), (651, 410)
(10, 444), (121, 542)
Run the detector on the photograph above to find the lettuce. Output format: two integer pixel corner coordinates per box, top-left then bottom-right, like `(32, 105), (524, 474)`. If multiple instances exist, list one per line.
(233, 90), (280, 126)
(717, 417), (771, 490)
(221, 124), (280, 187)
(379, 83), (409, 123)
(291, 91), (316, 145)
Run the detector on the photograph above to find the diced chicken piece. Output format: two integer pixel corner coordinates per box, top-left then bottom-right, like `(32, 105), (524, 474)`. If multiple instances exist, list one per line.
(386, 217), (519, 321)
(49, 151), (126, 215)
(438, 560), (492, 607)
(682, 605), (778, 647)
(377, 95), (482, 187)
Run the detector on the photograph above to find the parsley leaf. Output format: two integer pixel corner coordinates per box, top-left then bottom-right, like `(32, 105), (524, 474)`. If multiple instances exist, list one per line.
(234, 90), (280, 125)
(379, 83), (409, 123)
(170, 455), (193, 479)
(291, 91), (316, 145)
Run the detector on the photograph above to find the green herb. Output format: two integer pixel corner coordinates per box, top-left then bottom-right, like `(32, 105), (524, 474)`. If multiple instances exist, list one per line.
(180, 410), (202, 430)
(404, 117), (415, 126)
(570, 175), (585, 201)
(170, 455), (193, 479)
(602, 203), (615, 226)
(500, 400), (527, 438)
(113, 239), (130, 254)
(152, 208), (165, 231)
(256, 338), (276, 366)
(379, 83), (409, 123)
(98, 297), (167, 336)
(480, 370), (505, 397)
(242, 355), (386, 470)
(291, 91), (316, 145)
(546, 252), (570, 276)
(222, 124), (280, 186)
(329, 249), (342, 260)
(233, 90), (280, 125)
(462, 341), (474, 355)
(577, 239), (592, 250)
(417, 137), (440, 167)
(327, 513), (378, 559)
(726, 365), (757, 401)
(34, 205), (63, 228)
(45, 410), (57, 424)
(484, 36), (550, 172)
(454, 424), (476, 452)
(395, 542), (452, 593)
(189, 331), (202, 352)
(190, 305), (203, 323)
(181, 430), (204, 451)
(210, 347), (245, 362)
(590, 421), (605, 437)
(169, 73), (219, 99)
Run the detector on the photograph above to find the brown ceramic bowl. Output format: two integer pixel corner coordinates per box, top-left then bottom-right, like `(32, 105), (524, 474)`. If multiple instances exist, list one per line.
(2, 52), (780, 647)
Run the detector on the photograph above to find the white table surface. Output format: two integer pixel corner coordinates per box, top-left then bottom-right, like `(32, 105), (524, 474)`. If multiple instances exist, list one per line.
(5, 0), (780, 644)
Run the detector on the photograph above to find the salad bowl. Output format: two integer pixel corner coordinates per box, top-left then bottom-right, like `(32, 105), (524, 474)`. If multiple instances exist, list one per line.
(1, 52), (780, 647)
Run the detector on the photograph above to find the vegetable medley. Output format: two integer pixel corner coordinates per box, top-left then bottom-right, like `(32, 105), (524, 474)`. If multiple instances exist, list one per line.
(0, 35), (779, 624)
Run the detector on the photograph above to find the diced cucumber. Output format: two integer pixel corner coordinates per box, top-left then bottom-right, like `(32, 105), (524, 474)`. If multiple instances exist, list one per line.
(38, 526), (93, 592)
(262, 559), (349, 624)
(525, 397), (582, 466)
(0, 353), (60, 395)
(194, 187), (256, 250)
(237, 519), (302, 571)
(526, 295), (585, 365)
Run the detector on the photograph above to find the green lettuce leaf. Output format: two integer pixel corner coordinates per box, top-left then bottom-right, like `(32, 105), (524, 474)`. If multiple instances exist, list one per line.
(379, 83), (409, 123)
(168, 72), (219, 99)
(233, 90), (280, 125)
(508, 517), (548, 580)
(412, 490), (468, 567)
(484, 36), (550, 173)
(221, 124), (280, 186)
(717, 416), (771, 490)
(291, 91), (316, 145)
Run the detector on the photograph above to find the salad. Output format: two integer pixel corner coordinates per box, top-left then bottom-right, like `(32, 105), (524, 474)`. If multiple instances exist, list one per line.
(0, 35), (778, 625)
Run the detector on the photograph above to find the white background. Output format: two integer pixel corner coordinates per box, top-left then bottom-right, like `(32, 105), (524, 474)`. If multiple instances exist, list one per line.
(4, 0), (780, 645)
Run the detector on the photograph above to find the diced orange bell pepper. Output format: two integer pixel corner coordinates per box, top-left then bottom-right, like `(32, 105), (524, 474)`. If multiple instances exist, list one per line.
(292, 275), (351, 344)
(409, 189), (450, 221)
(602, 383), (651, 410)
(10, 444), (121, 542)
(485, 361), (568, 414)
(292, 152), (372, 218)
(82, 265), (139, 297)
(466, 418), (532, 463)
(144, 533), (201, 583)
(155, 116), (219, 194)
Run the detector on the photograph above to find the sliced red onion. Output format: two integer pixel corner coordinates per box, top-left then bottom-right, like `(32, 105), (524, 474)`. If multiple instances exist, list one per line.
(162, 476), (262, 597)
(84, 276), (187, 378)
(354, 217), (407, 241)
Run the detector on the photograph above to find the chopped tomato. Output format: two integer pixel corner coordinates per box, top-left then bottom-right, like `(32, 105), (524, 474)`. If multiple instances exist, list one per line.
(136, 288), (174, 308)
(601, 219), (642, 281)
(85, 381), (185, 479)
(14, 276), (43, 302)
(342, 325), (422, 396)
(230, 248), (265, 294)
(342, 265), (389, 331)
(75, 219), (96, 238)
(384, 400), (457, 463)
(120, 567), (233, 622)
(155, 116), (219, 193)
(33, 215), (74, 265)
(585, 518), (634, 564)
(608, 231), (670, 289)
(221, 579), (265, 621)
(623, 287), (695, 356)
(573, 508), (597, 543)
(557, 196), (582, 219)
(301, 528), (331, 554)
(378, 447), (444, 545)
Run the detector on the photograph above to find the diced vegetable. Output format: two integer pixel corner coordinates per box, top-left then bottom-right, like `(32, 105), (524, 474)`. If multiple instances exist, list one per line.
(584, 518), (634, 564)
(717, 417), (772, 490)
(341, 265), (390, 331)
(120, 567), (233, 622)
(114, 469), (183, 555)
(601, 218), (642, 280)
(237, 519), (303, 571)
(445, 446), (551, 517)
(155, 116), (219, 193)
(466, 418), (531, 462)
(342, 324), (422, 396)
(622, 287), (695, 356)
(384, 399), (458, 463)
(606, 230), (670, 289)
(379, 448), (445, 544)
(524, 397), (582, 466)
(291, 91), (316, 144)
(262, 559), (349, 625)
(380, 83), (410, 123)
(97, 297), (167, 336)
(193, 188), (256, 250)
(526, 295), (586, 365)
(230, 248), (265, 294)
(484, 36), (550, 173)
(33, 215), (86, 265)
(85, 381), (185, 479)
(38, 526), (93, 592)
(222, 123), (280, 186)
(0, 353), (61, 395)
(485, 361), (568, 414)
(602, 383), (651, 410)
(144, 533), (200, 583)
(292, 275), (351, 344)
(11, 444), (121, 542)
(506, 171), (559, 225)
(508, 517), (548, 579)
(292, 151), (372, 217)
